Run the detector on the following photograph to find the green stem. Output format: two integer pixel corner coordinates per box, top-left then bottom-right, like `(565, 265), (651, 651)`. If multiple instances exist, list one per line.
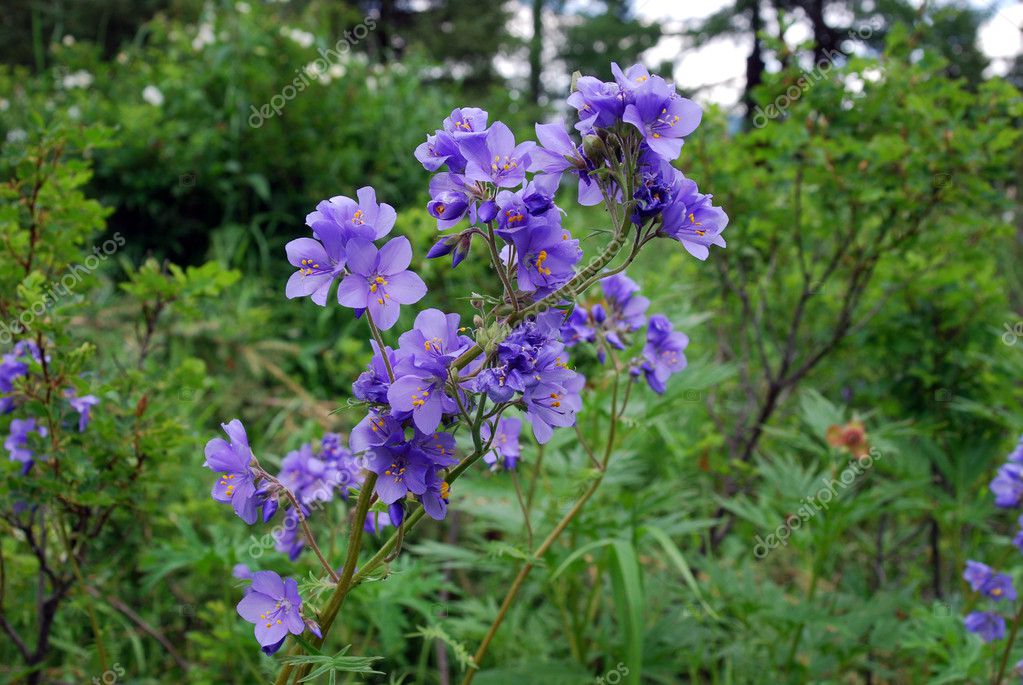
(365, 312), (395, 383)
(275, 449), (487, 684)
(461, 368), (625, 684)
(486, 224), (519, 312)
(994, 601), (1023, 685)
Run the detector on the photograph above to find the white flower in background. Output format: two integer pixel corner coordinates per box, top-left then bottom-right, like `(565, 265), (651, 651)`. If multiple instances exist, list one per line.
(0, 98), (9, 112)
(192, 22), (215, 51)
(282, 27), (314, 48)
(116, 52), (128, 64)
(305, 61), (323, 76)
(62, 35), (76, 47)
(6, 129), (27, 144)
(61, 70), (93, 89)
(328, 64), (345, 80)
(142, 85), (165, 107)
(236, 1), (251, 13)
(68, 105), (81, 120)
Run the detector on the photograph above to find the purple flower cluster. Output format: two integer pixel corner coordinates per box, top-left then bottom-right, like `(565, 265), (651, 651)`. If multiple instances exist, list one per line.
(563, 274), (650, 363)
(990, 434), (1023, 507)
(568, 64), (728, 260)
(562, 272), (688, 395)
(416, 106), (584, 297)
(220, 60), (729, 656)
(473, 312), (585, 444)
(482, 417), (522, 471)
(0, 341), (39, 415)
(2, 341), (99, 473)
(962, 434), (1023, 647)
(346, 309), (470, 519)
(286, 186), (426, 329)
(272, 434), (363, 559)
(963, 560), (1016, 642)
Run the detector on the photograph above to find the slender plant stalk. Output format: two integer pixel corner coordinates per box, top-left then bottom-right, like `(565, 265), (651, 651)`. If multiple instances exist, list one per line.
(258, 467), (340, 583)
(461, 370), (626, 685)
(994, 601), (1023, 685)
(276, 449), (488, 684)
(365, 312), (395, 382)
(485, 225), (520, 312)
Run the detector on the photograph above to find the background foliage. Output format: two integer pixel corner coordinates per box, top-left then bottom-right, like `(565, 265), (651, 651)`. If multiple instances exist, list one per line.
(0, 1), (1021, 683)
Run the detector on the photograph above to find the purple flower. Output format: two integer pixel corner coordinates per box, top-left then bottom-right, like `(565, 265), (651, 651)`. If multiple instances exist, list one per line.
(410, 429), (458, 467)
(660, 174), (728, 261)
(428, 189), (471, 227)
(65, 389), (99, 432)
(203, 419), (261, 525)
(397, 309), (474, 367)
(601, 274), (649, 345)
(272, 508), (305, 560)
(415, 131), (466, 173)
(352, 342), (403, 404)
(531, 123), (603, 207)
(420, 468), (450, 520)
(1009, 434), (1023, 464)
(963, 560), (1017, 601)
(443, 107), (489, 137)
(482, 417), (522, 470)
(236, 571), (307, 654)
(622, 79), (702, 161)
(387, 368), (458, 434)
(508, 225), (582, 297)
(5, 418), (47, 473)
(279, 443), (337, 507)
(366, 442), (430, 504)
(964, 611), (1006, 642)
(232, 564), (254, 581)
(0, 341), (41, 414)
(611, 62), (654, 94)
(462, 122), (535, 188)
(493, 177), (562, 240)
(991, 462), (1023, 508)
(337, 237), (427, 330)
(305, 186), (396, 244)
(568, 76), (626, 133)
(964, 560), (994, 590)
(284, 234), (347, 306)
(561, 307), (596, 348)
(524, 373), (584, 444)
(640, 315), (689, 394)
(350, 409), (403, 454)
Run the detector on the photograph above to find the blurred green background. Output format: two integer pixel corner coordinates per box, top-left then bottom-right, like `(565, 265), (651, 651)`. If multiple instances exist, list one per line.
(0, 0), (1022, 683)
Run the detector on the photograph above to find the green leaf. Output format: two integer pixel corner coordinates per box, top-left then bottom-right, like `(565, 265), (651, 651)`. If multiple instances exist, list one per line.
(641, 525), (721, 620)
(607, 539), (644, 685)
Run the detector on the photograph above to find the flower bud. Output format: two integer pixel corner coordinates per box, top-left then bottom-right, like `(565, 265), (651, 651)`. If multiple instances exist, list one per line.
(582, 134), (609, 167)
